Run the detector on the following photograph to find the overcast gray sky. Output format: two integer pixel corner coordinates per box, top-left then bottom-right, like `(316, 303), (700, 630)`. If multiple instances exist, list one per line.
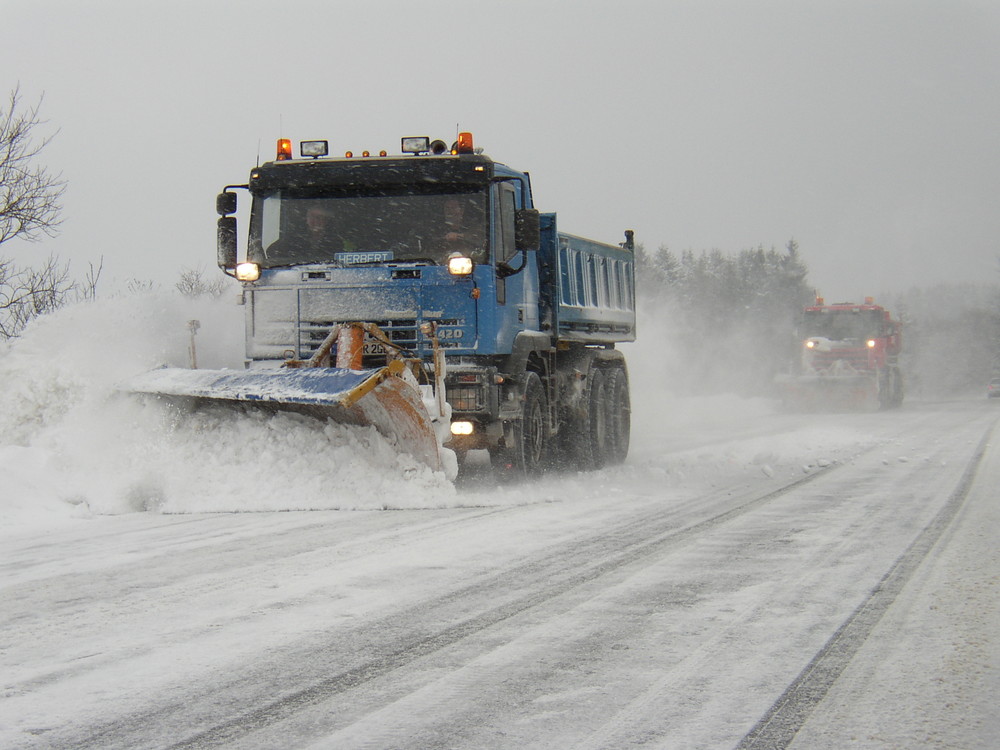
(3, 0), (999, 301)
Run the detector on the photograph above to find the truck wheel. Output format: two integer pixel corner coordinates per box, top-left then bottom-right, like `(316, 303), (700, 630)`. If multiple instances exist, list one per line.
(560, 366), (614, 471)
(564, 366), (609, 470)
(605, 366), (630, 465)
(894, 370), (905, 407)
(491, 371), (548, 477)
(877, 370), (893, 410)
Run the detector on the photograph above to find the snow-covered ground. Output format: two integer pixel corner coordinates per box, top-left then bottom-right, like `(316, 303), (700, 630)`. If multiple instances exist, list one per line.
(1, 294), (997, 749)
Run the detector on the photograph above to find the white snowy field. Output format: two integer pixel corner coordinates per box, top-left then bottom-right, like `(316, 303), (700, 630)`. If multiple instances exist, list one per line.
(1, 294), (998, 749)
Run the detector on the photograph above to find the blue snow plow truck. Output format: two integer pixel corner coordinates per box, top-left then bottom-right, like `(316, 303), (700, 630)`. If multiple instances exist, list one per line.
(129, 133), (635, 478)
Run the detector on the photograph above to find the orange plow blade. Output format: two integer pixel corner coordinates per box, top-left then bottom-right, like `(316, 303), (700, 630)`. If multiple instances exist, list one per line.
(124, 360), (443, 472)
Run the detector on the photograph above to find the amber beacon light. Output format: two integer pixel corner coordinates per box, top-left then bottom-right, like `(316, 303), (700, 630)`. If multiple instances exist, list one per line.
(454, 132), (474, 154)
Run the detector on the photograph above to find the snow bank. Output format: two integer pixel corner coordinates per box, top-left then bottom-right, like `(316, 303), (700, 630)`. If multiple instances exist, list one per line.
(0, 294), (455, 528)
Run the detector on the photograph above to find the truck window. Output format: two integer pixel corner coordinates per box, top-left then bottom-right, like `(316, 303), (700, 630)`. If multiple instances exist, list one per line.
(248, 188), (488, 267)
(498, 184), (516, 263)
(802, 309), (882, 341)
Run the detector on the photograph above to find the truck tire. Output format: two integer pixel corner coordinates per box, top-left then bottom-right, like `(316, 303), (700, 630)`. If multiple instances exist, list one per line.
(605, 366), (630, 465)
(877, 369), (895, 410)
(563, 366), (610, 470)
(491, 371), (548, 477)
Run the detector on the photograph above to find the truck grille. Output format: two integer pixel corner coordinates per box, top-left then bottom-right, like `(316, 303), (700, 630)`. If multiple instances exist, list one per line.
(809, 350), (872, 373)
(447, 384), (484, 412)
(297, 319), (464, 362)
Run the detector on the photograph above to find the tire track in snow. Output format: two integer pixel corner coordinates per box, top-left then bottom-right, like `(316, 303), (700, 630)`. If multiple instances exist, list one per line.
(166, 466), (851, 749)
(32, 408), (974, 750)
(735, 417), (997, 750)
(55, 407), (968, 750)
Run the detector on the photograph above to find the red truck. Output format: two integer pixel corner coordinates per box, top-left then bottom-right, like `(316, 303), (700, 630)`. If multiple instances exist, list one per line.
(782, 297), (903, 410)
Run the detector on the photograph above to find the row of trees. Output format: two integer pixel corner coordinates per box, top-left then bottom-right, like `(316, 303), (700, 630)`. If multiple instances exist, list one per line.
(635, 241), (814, 395)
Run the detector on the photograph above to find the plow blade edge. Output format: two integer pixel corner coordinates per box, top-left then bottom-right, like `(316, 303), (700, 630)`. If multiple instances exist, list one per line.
(125, 363), (443, 471)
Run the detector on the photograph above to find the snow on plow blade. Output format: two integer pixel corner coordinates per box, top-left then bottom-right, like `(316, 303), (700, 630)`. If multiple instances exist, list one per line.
(125, 361), (443, 471)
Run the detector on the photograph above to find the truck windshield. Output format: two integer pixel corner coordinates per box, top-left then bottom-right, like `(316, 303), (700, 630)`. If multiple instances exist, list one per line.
(802, 310), (882, 342)
(247, 187), (488, 267)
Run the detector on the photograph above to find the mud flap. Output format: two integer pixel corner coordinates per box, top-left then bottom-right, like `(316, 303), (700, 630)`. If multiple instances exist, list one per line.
(124, 361), (443, 471)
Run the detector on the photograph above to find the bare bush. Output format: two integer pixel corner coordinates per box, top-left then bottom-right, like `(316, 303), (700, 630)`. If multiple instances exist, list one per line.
(176, 267), (230, 299)
(0, 256), (102, 340)
(0, 256), (71, 339)
(125, 278), (157, 295)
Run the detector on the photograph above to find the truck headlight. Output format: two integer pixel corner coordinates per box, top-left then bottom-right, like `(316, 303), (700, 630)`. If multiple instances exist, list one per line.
(447, 254), (474, 276)
(450, 420), (475, 436)
(235, 262), (261, 281)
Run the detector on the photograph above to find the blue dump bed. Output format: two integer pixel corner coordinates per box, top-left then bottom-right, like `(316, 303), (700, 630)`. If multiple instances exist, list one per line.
(538, 213), (636, 344)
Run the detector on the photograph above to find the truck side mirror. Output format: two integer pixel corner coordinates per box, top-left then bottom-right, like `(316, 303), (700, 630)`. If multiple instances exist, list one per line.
(217, 216), (237, 269)
(515, 209), (540, 251)
(217, 191), (238, 216)
(623, 229), (635, 251)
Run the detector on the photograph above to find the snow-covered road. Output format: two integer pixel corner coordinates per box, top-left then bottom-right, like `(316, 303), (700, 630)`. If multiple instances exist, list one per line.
(2, 396), (997, 750)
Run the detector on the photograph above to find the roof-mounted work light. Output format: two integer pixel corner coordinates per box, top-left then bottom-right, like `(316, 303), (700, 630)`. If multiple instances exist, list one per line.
(402, 136), (431, 154)
(276, 138), (293, 161)
(300, 140), (328, 158)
